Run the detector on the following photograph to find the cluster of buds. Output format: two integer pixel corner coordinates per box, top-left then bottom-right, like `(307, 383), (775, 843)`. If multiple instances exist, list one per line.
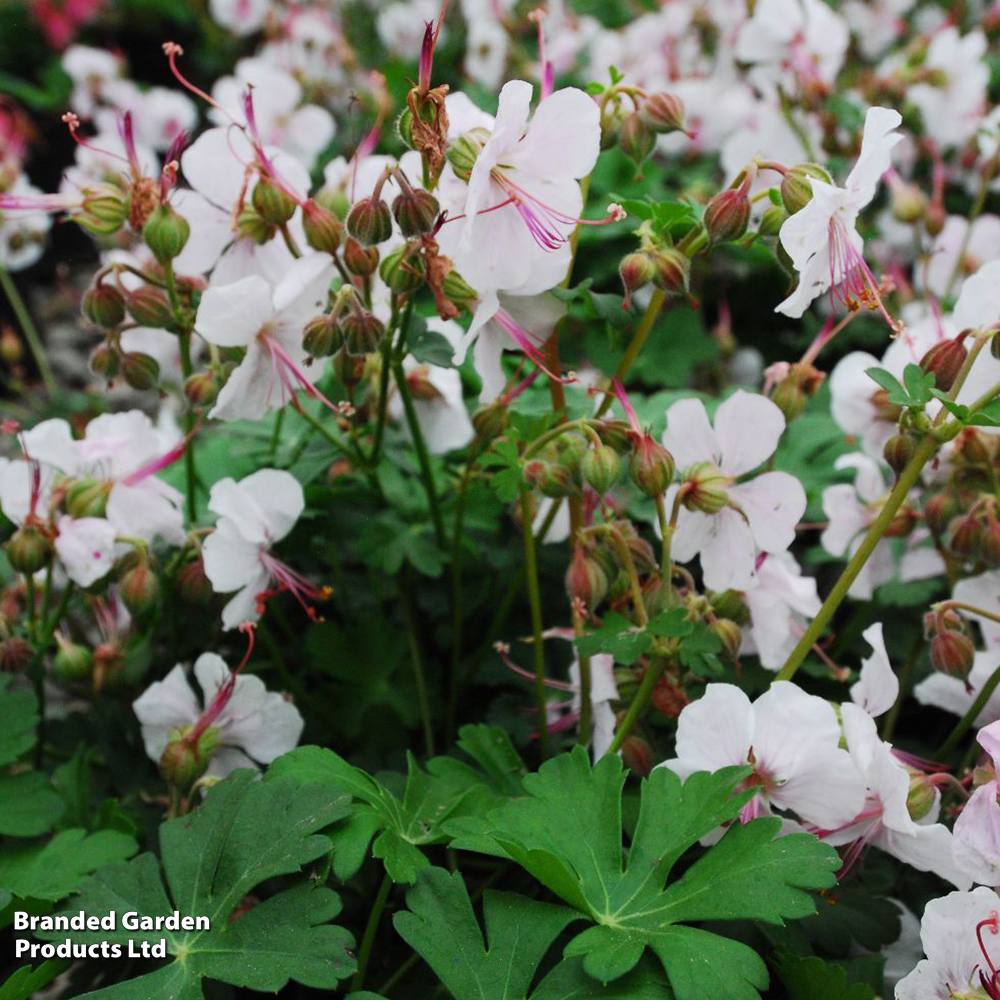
(599, 87), (687, 171)
(765, 360), (826, 423)
(302, 284), (386, 363)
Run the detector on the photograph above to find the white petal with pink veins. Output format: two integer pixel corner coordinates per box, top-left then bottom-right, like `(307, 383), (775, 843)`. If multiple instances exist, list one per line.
(54, 516), (116, 587)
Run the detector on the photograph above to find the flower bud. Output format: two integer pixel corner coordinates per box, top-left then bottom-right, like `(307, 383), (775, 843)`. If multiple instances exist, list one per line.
(629, 435), (675, 496)
(596, 420), (632, 454)
(711, 618), (743, 660)
(302, 315), (343, 359)
(681, 462), (730, 514)
(89, 343), (121, 380)
(648, 247), (691, 297)
(159, 728), (217, 791)
(65, 477), (111, 519)
(446, 129), (489, 183)
(118, 556), (160, 619)
(771, 378), (808, 423)
(920, 334), (968, 392)
(704, 188), (750, 244)
(76, 189), (127, 234)
(177, 558), (213, 606)
(620, 112), (656, 167)
(346, 196), (393, 246)
(906, 770), (937, 821)
(82, 282), (125, 328)
(651, 675), (690, 718)
(251, 178), (297, 226)
(758, 203), (788, 236)
(121, 351), (160, 390)
(54, 635), (93, 683)
(537, 462), (578, 498)
(472, 400), (508, 442)
(341, 311), (385, 355)
(126, 286), (175, 329)
(948, 514), (982, 558)
(302, 199), (343, 254)
(331, 346), (365, 387)
(711, 589), (750, 624)
(379, 246), (425, 294)
(184, 370), (222, 407)
(142, 203), (190, 263)
(581, 445), (623, 494)
(925, 199), (946, 237)
(979, 515), (1000, 568)
(640, 92), (686, 134)
(621, 734), (653, 776)
(924, 493), (957, 538)
(343, 237), (380, 277)
(0, 328), (22, 365)
(891, 182), (927, 223)
(930, 628), (975, 680)
(442, 268), (478, 309)
(7, 524), (52, 574)
(565, 544), (609, 607)
(237, 204), (275, 244)
(780, 163), (833, 215)
(884, 503), (917, 539)
(884, 434), (915, 478)
(392, 187), (439, 237)
(619, 252), (655, 308)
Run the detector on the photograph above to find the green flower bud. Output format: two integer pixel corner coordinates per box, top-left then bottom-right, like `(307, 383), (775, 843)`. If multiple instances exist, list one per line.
(251, 178), (297, 226)
(302, 314), (343, 359)
(640, 92), (686, 134)
(780, 163), (833, 215)
(619, 251), (655, 308)
(121, 352), (160, 390)
(649, 247), (691, 297)
(379, 246), (425, 294)
(89, 343), (121, 380)
(472, 400), (509, 442)
(7, 524), (53, 574)
(446, 129), (489, 183)
(54, 635), (94, 683)
(65, 477), (111, 519)
(126, 286), (176, 329)
(629, 435), (675, 496)
(711, 618), (743, 660)
(301, 199), (343, 254)
(142, 204), (190, 263)
(343, 237), (380, 277)
(392, 188), (439, 237)
(565, 544), (609, 607)
(346, 196), (393, 246)
(681, 462), (730, 514)
(118, 557), (160, 619)
(758, 202), (788, 236)
(177, 558), (213, 606)
(884, 434), (916, 478)
(82, 282), (125, 328)
(159, 727), (218, 791)
(341, 311), (385, 355)
(704, 187), (750, 244)
(620, 112), (656, 167)
(237, 204), (275, 245)
(184, 371), (222, 407)
(905, 770), (937, 821)
(581, 445), (623, 494)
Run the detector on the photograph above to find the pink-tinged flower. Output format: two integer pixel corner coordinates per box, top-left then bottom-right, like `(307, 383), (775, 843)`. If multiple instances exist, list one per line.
(850, 622), (899, 718)
(0, 177), (53, 272)
(30, 0), (103, 50)
(661, 391), (806, 591)
(895, 887), (1000, 1000)
(916, 571), (1000, 729)
(53, 516), (117, 587)
(194, 254), (337, 422)
(133, 650), (304, 779)
(826, 701), (969, 888)
(821, 453), (943, 600)
(659, 681), (866, 829)
(207, 0), (269, 36)
(735, 0), (849, 95)
(202, 468), (327, 630)
(437, 80), (602, 302)
(954, 720), (1000, 887)
(776, 106), (903, 330)
(741, 552), (821, 671)
(922, 215), (1000, 301)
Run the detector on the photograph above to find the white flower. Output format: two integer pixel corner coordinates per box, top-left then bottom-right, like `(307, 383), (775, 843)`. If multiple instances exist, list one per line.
(208, 0), (269, 36)
(741, 552), (820, 671)
(776, 106), (902, 327)
(895, 886), (1000, 999)
(954, 719), (1000, 887)
(850, 622), (899, 718)
(907, 27), (989, 150)
(194, 254), (335, 422)
(133, 652), (303, 778)
(922, 214), (1000, 301)
(661, 391), (806, 592)
(0, 178), (52, 271)
(821, 453), (943, 600)
(660, 681), (866, 829)
(436, 81), (600, 314)
(202, 469), (323, 630)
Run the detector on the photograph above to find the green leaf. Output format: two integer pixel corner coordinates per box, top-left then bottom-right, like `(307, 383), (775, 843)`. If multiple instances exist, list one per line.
(409, 325), (456, 368)
(677, 625), (724, 677)
(574, 611), (654, 665)
(0, 829), (137, 901)
(0, 675), (37, 767)
(864, 367), (904, 399)
(477, 440), (523, 503)
(646, 609), (694, 638)
(268, 747), (492, 883)
(451, 748), (839, 1000)
(929, 388), (968, 420)
(0, 960), (71, 1000)
(394, 867), (671, 1000)
(40, 772), (355, 997)
(969, 398), (1000, 427)
(0, 771), (65, 836)
(902, 363), (934, 406)
(774, 953), (876, 1000)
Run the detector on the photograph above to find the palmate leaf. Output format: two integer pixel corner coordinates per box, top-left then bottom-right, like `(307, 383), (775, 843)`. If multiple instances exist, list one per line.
(39, 771), (355, 999)
(0, 674), (38, 767)
(448, 747), (839, 1000)
(393, 867), (672, 1000)
(773, 953), (876, 1000)
(268, 726), (524, 883)
(0, 960), (70, 1000)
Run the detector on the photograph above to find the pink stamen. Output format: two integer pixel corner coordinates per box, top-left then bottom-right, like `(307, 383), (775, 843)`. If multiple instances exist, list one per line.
(163, 43), (229, 118)
(62, 112), (131, 168)
(491, 309), (575, 385)
(612, 377), (643, 435)
(118, 111), (141, 176)
(260, 334), (345, 416)
(188, 623), (257, 746)
(498, 643), (576, 691)
(977, 912), (1000, 999)
(827, 214), (901, 334)
(122, 423), (199, 487)
(257, 553), (330, 622)
(0, 191), (77, 213)
(528, 8), (553, 100)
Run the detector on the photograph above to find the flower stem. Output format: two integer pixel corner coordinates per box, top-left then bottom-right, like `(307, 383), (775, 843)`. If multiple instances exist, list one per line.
(350, 872), (392, 993)
(881, 633), (921, 742)
(399, 581), (435, 756)
(0, 265), (56, 395)
(446, 464), (472, 746)
(595, 289), (665, 417)
(775, 432), (940, 682)
(606, 656), (667, 756)
(369, 329), (396, 466)
(936, 662), (1000, 759)
(520, 485), (550, 760)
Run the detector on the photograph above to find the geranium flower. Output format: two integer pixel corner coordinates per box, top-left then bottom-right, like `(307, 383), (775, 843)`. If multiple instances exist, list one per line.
(660, 680), (866, 829)
(661, 391), (805, 591)
(954, 719), (1000, 887)
(895, 887), (1000, 999)
(202, 468), (327, 629)
(776, 106), (903, 329)
(194, 253), (336, 422)
(133, 650), (304, 779)
(53, 516), (117, 588)
(922, 214), (1000, 300)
